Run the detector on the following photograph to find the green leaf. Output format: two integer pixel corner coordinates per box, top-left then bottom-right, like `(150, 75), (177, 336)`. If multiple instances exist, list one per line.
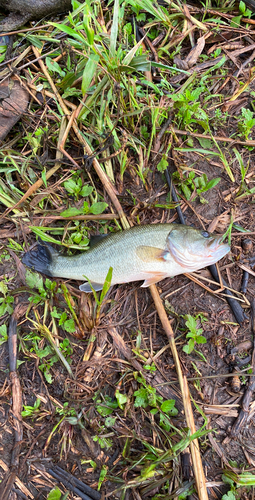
(196, 335), (207, 344)
(185, 315), (197, 334)
(197, 138), (215, 151)
(82, 55), (99, 95)
(181, 183), (192, 200)
(64, 178), (79, 194)
(25, 269), (44, 291)
(60, 207), (83, 217)
(161, 399), (178, 416)
(99, 266), (113, 304)
(96, 397), (118, 416)
(222, 492), (236, 500)
(49, 23), (86, 43)
(47, 487), (62, 500)
(89, 202), (108, 214)
(98, 464), (107, 490)
(46, 57), (65, 77)
(153, 61), (190, 74)
(42, 168), (47, 188)
(157, 156), (168, 172)
(40, 366), (53, 384)
(72, 0), (81, 9)
(183, 339), (195, 354)
(239, 0), (246, 13)
(134, 387), (149, 408)
(0, 300), (13, 317)
(115, 389), (128, 409)
(80, 185), (93, 197)
(0, 324), (7, 345)
(29, 228), (62, 245)
(204, 177), (221, 191)
(231, 15), (242, 27)
(105, 416), (117, 427)
(0, 282), (8, 296)
(62, 318), (76, 333)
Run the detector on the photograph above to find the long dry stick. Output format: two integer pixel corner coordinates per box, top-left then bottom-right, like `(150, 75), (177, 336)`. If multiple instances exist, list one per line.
(172, 127), (255, 147)
(149, 285), (209, 500)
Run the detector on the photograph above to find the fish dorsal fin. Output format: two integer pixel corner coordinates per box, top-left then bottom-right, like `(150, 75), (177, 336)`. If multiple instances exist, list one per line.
(141, 272), (168, 287)
(79, 282), (104, 293)
(136, 246), (168, 263)
(90, 234), (109, 249)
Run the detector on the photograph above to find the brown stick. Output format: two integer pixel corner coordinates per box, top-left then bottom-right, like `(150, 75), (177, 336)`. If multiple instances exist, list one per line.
(149, 285), (209, 500)
(171, 127), (255, 147)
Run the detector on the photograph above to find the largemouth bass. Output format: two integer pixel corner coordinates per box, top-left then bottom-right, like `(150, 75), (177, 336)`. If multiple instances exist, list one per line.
(22, 224), (230, 293)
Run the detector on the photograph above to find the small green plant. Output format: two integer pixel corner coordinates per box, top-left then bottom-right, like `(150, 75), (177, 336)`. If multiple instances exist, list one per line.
(134, 376), (178, 431)
(21, 398), (41, 419)
(93, 434), (113, 450)
(63, 175), (93, 200)
(170, 87), (209, 131)
(95, 394), (121, 416)
(173, 171), (221, 203)
(51, 307), (76, 334)
(231, 0), (252, 28)
(182, 314), (208, 355)
(25, 126), (48, 156)
(85, 266), (113, 324)
(238, 108), (255, 140)
(0, 282), (14, 318)
(62, 174), (108, 217)
(22, 329), (73, 384)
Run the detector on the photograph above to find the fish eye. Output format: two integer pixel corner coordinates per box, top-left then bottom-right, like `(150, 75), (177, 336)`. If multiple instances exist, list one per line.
(201, 230), (210, 238)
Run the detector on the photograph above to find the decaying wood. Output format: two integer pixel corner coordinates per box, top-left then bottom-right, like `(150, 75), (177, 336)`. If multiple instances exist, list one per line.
(0, 77), (29, 142)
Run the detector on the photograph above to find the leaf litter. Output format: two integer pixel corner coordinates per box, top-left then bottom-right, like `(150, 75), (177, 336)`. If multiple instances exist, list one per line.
(0, 0), (255, 499)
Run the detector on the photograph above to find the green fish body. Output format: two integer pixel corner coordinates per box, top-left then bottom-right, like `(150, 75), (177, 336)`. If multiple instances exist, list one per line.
(22, 224), (230, 292)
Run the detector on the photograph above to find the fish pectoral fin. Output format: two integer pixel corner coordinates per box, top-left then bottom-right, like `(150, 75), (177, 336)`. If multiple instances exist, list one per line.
(79, 282), (104, 293)
(141, 272), (168, 287)
(136, 246), (168, 262)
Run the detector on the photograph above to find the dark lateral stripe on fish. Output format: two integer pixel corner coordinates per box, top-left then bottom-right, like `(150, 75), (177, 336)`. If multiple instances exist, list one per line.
(22, 242), (54, 277)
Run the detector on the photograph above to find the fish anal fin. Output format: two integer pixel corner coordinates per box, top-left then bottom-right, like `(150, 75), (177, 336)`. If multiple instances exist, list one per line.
(79, 282), (104, 293)
(136, 246), (168, 263)
(141, 273), (167, 288)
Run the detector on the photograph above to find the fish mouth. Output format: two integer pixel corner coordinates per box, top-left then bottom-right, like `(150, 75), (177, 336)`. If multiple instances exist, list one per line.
(168, 234), (230, 269)
(206, 235), (230, 257)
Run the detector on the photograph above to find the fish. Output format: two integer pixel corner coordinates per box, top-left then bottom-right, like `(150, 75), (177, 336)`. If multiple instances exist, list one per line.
(22, 224), (230, 293)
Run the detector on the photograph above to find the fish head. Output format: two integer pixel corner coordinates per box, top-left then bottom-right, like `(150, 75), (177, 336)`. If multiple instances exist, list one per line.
(166, 225), (230, 271)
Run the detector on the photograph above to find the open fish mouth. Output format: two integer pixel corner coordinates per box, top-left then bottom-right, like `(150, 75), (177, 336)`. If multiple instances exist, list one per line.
(167, 234), (230, 270)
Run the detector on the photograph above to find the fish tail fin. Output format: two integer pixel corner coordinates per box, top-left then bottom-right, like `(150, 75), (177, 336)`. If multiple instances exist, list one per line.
(22, 239), (57, 276)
